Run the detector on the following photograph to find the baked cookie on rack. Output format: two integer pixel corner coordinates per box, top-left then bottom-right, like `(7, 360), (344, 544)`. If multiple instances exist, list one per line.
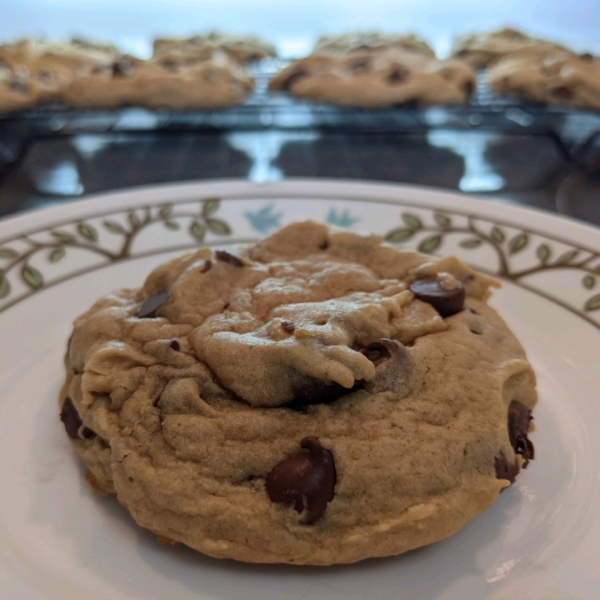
(60, 221), (537, 565)
(63, 51), (253, 109)
(314, 31), (434, 57)
(269, 48), (476, 108)
(0, 38), (119, 70)
(488, 49), (600, 111)
(0, 59), (41, 111)
(0, 37), (120, 108)
(153, 32), (276, 64)
(451, 27), (570, 68)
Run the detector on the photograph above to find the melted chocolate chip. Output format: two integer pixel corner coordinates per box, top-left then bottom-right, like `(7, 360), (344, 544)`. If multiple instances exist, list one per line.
(287, 379), (354, 411)
(81, 427), (96, 439)
(508, 400), (534, 465)
(462, 80), (475, 96)
(169, 340), (180, 351)
(60, 397), (83, 439)
(200, 260), (213, 273)
(280, 68), (308, 91)
(552, 85), (574, 100)
(387, 65), (410, 84)
(359, 340), (393, 367)
(265, 437), (336, 524)
(10, 78), (28, 93)
(361, 339), (412, 395)
(281, 320), (295, 333)
(161, 58), (179, 72)
(215, 250), (244, 267)
(494, 453), (519, 484)
(112, 57), (133, 77)
(349, 57), (371, 72)
(580, 53), (594, 61)
(409, 277), (465, 317)
(136, 291), (169, 318)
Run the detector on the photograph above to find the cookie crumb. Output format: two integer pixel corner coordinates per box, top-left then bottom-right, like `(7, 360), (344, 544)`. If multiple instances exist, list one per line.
(156, 535), (180, 547)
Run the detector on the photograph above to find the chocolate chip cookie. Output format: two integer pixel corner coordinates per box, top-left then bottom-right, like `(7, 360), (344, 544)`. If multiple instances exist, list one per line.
(59, 221), (537, 565)
(269, 49), (476, 108)
(63, 50), (253, 109)
(488, 49), (600, 111)
(313, 31), (434, 57)
(451, 27), (570, 68)
(153, 32), (277, 64)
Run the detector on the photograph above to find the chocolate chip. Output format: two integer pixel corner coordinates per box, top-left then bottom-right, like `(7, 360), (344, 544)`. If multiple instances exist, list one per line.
(136, 291), (169, 318)
(508, 400), (534, 465)
(349, 57), (371, 72)
(161, 58), (179, 72)
(169, 340), (180, 351)
(265, 437), (336, 524)
(60, 397), (83, 439)
(112, 57), (133, 77)
(361, 339), (413, 395)
(215, 250), (244, 267)
(552, 85), (574, 100)
(359, 339), (393, 367)
(10, 78), (28, 93)
(387, 65), (410, 84)
(81, 427), (96, 439)
(281, 320), (295, 333)
(579, 53), (594, 61)
(409, 277), (465, 317)
(200, 260), (212, 273)
(280, 68), (308, 91)
(494, 453), (519, 484)
(462, 80), (475, 97)
(287, 379), (354, 411)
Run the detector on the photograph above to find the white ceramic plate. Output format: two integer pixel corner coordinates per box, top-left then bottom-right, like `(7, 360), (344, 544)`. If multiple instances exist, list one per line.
(1, 179), (599, 600)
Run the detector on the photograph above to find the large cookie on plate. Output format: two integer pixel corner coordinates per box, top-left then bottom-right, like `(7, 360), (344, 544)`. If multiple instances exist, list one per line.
(59, 221), (537, 565)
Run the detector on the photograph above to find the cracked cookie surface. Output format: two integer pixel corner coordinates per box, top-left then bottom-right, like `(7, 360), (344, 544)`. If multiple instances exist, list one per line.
(60, 221), (537, 565)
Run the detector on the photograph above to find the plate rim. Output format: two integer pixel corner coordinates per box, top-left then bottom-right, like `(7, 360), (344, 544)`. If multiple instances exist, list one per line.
(1, 178), (599, 330)
(1, 178), (600, 242)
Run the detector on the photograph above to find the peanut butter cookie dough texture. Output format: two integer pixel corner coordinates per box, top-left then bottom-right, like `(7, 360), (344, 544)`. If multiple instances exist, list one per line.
(60, 221), (536, 565)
